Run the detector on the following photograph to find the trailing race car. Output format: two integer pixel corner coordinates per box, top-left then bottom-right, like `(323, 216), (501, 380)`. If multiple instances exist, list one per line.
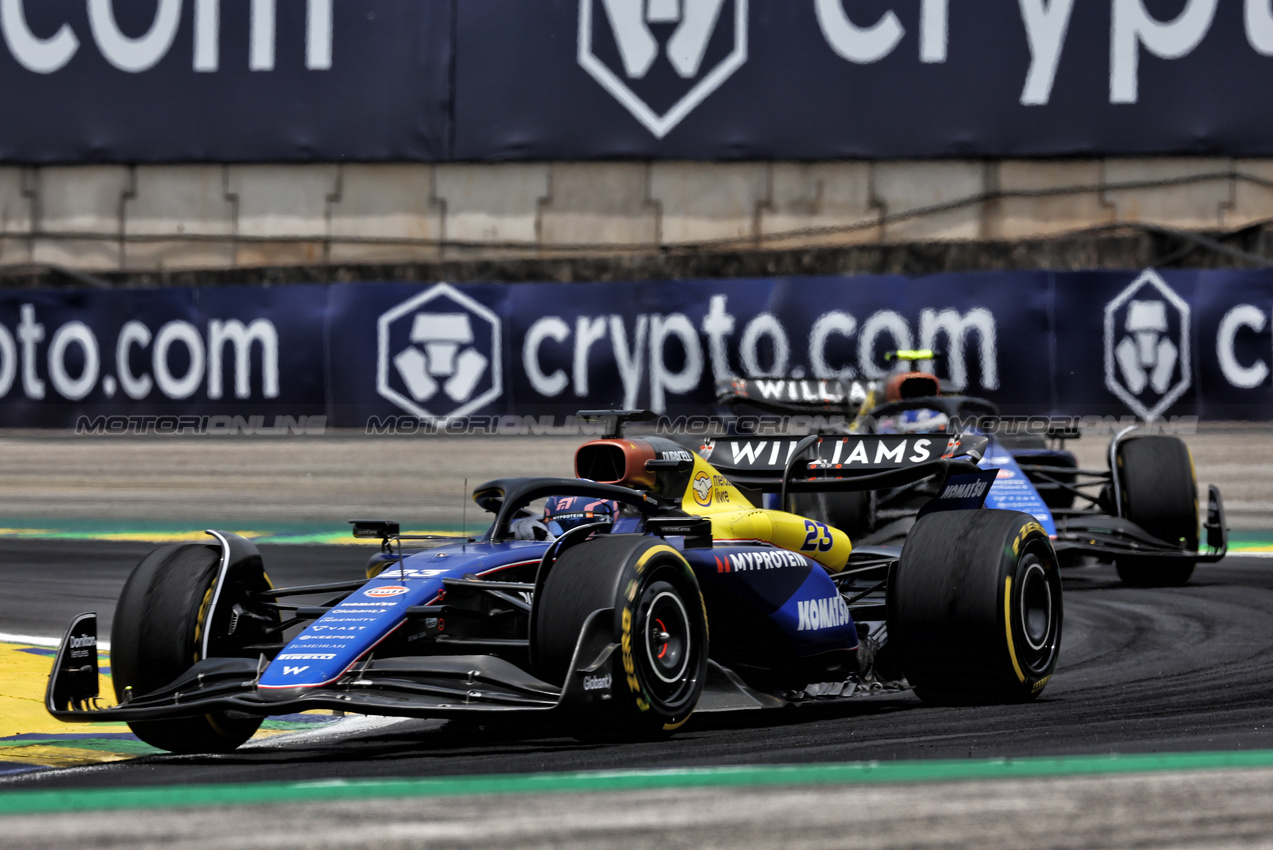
(48, 411), (1063, 754)
(716, 351), (1228, 587)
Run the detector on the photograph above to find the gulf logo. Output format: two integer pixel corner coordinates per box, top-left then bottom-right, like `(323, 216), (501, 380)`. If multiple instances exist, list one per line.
(364, 585), (409, 598)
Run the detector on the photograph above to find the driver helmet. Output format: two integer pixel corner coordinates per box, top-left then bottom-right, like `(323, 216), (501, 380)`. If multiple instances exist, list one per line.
(543, 496), (618, 537)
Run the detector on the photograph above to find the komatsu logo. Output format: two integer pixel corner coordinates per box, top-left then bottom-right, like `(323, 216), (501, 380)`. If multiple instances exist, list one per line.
(796, 595), (851, 631)
(939, 480), (988, 500)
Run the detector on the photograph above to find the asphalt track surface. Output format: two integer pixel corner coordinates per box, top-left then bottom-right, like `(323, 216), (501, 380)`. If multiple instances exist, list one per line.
(3, 429), (1273, 846)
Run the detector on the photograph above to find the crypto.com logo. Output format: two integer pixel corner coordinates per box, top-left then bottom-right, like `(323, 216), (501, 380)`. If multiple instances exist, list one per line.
(376, 284), (502, 421)
(1104, 270), (1191, 423)
(579, 0), (748, 138)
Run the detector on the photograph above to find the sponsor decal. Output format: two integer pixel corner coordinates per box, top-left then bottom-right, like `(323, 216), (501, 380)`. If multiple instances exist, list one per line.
(277, 653), (337, 660)
(310, 625), (367, 632)
(377, 283), (502, 421)
(578, 0), (749, 138)
(1104, 270), (1191, 422)
(583, 673), (612, 692)
(316, 617), (377, 624)
(339, 603), (394, 609)
(68, 635), (97, 649)
(717, 549), (806, 573)
(660, 449), (695, 462)
(719, 436), (937, 471)
(692, 470), (713, 506)
(939, 480), (988, 500)
(364, 585), (409, 598)
(796, 595), (852, 632)
(282, 665), (310, 676)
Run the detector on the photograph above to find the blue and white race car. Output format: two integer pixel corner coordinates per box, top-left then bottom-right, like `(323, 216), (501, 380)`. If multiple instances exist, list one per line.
(49, 411), (1066, 754)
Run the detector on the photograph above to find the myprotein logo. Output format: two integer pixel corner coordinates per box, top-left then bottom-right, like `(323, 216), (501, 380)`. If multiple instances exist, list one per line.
(377, 284), (502, 422)
(1104, 270), (1191, 422)
(579, 0), (747, 138)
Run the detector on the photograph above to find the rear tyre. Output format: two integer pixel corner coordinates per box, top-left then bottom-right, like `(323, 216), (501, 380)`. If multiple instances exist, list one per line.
(888, 510), (1062, 704)
(1112, 435), (1199, 587)
(534, 534), (708, 738)
(110, 543), (277, 753)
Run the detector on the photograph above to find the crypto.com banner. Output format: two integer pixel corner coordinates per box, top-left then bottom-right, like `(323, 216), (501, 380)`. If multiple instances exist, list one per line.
(455, 0), (1273, 159)
(0, 0), (450, 162)
(7, 1), (1273, 162)
(5, 271), (1273, 428)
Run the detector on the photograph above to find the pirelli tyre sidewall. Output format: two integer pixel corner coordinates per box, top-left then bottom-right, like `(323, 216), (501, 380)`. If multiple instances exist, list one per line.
(535, 534), (708, 736)
(111, 542), (277, 754)
(889, 510), (1063, 704)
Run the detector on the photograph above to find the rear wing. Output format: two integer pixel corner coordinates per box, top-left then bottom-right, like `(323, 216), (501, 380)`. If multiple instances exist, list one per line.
(696, 433), (990, 495)
(715, 378), (870, 415)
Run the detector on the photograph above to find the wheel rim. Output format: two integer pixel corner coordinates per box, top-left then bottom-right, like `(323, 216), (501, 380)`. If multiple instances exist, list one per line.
(1018, 557), (1053, 653)
(644, 591), (691, 684)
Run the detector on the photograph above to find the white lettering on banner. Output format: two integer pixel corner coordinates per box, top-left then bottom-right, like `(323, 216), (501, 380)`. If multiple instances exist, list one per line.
(814, 0), (947, 64)
(702, 295), (736, 382)
(650, 314), (703, 412)
(611, 314), (647, 410)
(858, 311), (914, 379)
(920, 308), (998, 390)
(48, 322), (99, 401)
(1217, 304), (1270, 389)
(18, 305), (44, 399)
(1018, 0), (1077, 106)
(814, 0), (904, 64)
(1111, 0), (1218, 104)
(1249, 0), (1273, 54)
(739, 313), (789, 378)
(1, 0), (80, 73)
(810, 311), (857, 380)
(208, 319), (280, 400)
(88, 0), (182, 73)
(520, 298), (998, 413)
(0, 0), (333, 74)
(0, 305), (280, 403)
(524, 317), (570, 397)
(0, 324), (14, 397)
(154, 321), (206, 400)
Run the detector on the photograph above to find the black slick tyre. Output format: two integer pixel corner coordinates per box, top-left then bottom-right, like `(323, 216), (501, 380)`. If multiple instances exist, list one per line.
(888, 510), (1062, 704)
(110, 543), (277, 754)
(1113, 435), (1199, 587)
(534, 534), (708, 738)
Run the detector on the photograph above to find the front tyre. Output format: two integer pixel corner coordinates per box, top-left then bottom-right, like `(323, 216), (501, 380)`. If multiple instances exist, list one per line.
(888, 510), (1062, 704)
(534, 535), (708, 738)
(110, 543), (277, 753)
(1113, 435), (1199, 587)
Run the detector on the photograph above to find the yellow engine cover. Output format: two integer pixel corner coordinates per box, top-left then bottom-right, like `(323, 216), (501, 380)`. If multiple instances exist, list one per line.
(680, 456), (852, 572)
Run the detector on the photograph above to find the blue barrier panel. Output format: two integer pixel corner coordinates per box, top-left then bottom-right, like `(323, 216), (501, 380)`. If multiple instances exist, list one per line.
(0, 285), (328, 428)
(455, 0), (1273, 160)
(0, 0), (451, 162)
(6, 2), (1273, 162)
(4, 271), (1273, 428)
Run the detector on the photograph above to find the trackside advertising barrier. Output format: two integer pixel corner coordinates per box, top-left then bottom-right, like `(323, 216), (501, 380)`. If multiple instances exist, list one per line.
(5, 270), (1273, 429)
(6, 1), (1273, 161)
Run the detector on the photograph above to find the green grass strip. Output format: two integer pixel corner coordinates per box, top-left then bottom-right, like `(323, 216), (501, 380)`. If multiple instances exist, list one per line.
(4, 750), (1273, 816)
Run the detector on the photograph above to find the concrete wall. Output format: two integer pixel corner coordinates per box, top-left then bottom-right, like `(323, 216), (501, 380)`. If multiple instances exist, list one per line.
(0, 159), (1263, 273)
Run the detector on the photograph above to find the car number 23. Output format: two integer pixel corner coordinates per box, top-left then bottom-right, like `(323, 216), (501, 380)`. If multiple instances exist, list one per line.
(801, 520), (834, 553)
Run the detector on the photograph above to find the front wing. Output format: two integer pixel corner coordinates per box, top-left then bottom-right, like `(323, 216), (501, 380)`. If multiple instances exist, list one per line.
(46, 610), (781, 725)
